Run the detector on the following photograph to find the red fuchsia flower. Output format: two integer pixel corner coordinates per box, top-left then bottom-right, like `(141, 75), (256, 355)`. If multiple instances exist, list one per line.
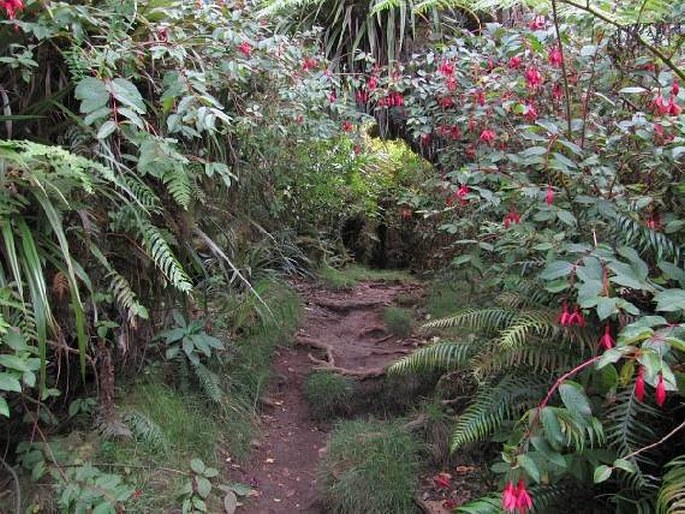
(529, 15), (546, 30)
(465, 145), (476, 159)
(552, 83), (564, 100)
(401, 207), (412, 220)
(302, 57), (318, 71)
(503, 210), (521, 228)
(439, 60), (455, 76)
(502, 481), (518, 513)
(237, 41), (252, 58)
(669, 98), (682, 116)
(1, 0), (23, 19)
(474, 89), (486, 106)
(439, 96), (455, 108)
(524, 104), (538, 122)
(341, 120), (353, 132)
(508, 55), (523, 70)
(545, 184), (554, 205)
(557, 301), (571, 326)
(656, 373), (667, 406)
(449, 125), (461, 140)
(600, 324), (615, 350)
(548, 47), (563, 67)
(355, 90), (369, 103)
(353, 145), (361, 155)
(446, 76), (458, 91)
(672, 80), (680, 97)
(327, 91), (337, 103)
(524, 67), (543, 89)
(652, 95), (669, 115)
(516, 480), (533, 514)
(456, 184), (469, 206)
(568, 306), (586, 327)
(480, 129), (496, 144)
(368, 76), (378, 91)
(420, 133), (431, 146)
(635, 366), (645, 402)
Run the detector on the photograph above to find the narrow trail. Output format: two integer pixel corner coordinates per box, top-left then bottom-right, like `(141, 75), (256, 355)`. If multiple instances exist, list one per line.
(227, 279), (423, 513)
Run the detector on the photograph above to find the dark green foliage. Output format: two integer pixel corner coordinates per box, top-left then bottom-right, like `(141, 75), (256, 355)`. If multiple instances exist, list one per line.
(304, 371), (355, 420)
(383, 307), (414, 337)
(319, 419), (421, 514)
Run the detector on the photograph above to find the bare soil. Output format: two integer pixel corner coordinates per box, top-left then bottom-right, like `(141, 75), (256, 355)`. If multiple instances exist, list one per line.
(226, 279), (423, 513)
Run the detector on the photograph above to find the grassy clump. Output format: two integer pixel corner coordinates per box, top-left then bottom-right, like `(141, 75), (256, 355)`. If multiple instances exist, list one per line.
(383, 306), (413, 337)
(318, 264), (359, 290)
(318, 264), (415, 291)
(319, 419), (420, 514)
(304, 371), (355, 420)
(425, 279), (470, 319)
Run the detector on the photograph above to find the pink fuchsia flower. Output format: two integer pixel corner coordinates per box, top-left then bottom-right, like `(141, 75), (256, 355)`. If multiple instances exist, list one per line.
(508, 55), (523, 69)
(480, 129), (496, 144)
(367, 76), (378, 91)
(237, 41), (252, 58)
(557, 302), (571, 326)
(327, 91), (337, 103)
(420, 133), (431, 146)
(524, 67), (543, 89)
(600, 324), (614, 350)
(1, 0), (23, 19)
(341, 120), (353, 132)
(474, 89), (486, 106)
(668, 99), (682, 116)
(568, 306), (585, 327)
(456, 184), (469, 205)
(503, 210), (521, 228)
(656, 373), (667, 406)
(672, 81), (680, 97)
(439, 96), (455, 108)
(355, 90), (369, 103)
(439, 60), (455, 76)
(446, 76), (458, 91)
(502, 481), (518, 513)
(524, 104), (538, 122)
(302, 57), (318, 71)
(548, 47), (563, 67)
(545, 184), (554, 205)
(516, 480), (533, 514)
(635, 366), (645, 402)
(552, 83), (564, 100)
(529, 15), (546, 30)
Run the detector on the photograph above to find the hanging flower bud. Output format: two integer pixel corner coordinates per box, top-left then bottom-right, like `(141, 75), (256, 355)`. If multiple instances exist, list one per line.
(568, 306), (586, 327)
(552, 83), (564, 100)
(672, 80), (680, 97)
(516, 480), (533, 514)
(480, 129), (496, 144)
(548, 47), (563, 67)
(439, 60), (455, 77)
(502, 481), (517, 513)
(545, 184), (554, 206)
(557, 301), (571, 326)
(367, 76), (378, 91)
(655, 373), (666, 406)
(341, 120), (353, 132)
(600, 324), (614, 350)
(524, 67), (543, 89)
(524, 104), (538, 122)
(529, 15), (546, 30)
(509, 55), (523, 69)
(237, 41), (252, 58)
(635, 366), (645, 402)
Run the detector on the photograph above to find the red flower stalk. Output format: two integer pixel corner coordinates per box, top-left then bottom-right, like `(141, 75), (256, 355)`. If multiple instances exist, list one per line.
(545, 184), (554, 206)
(548, 47), (563, 67)
(480, 129), (496, 144)
(509, 55), (523, 69)
(237, 41), (252, 58)
(516, 480), (533, 514)
(600, 324), (614, 350)
(502, 480), (518, 513)
(524, 67), (543, 89)
(635, 366), (645, 402)
(655, 373), (666, 406)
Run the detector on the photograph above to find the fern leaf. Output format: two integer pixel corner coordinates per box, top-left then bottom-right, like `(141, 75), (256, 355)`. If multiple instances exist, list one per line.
(141, 224), (193, 293)
(658, 455), (685, 514)
(123, 409), (168, 452)
(192, 361), (224, 404)
(422, 308), (519, 334)
(388, 341), (475, 375)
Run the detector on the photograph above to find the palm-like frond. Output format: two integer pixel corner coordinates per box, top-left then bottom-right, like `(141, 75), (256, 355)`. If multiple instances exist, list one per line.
(658, 455), (685, 514)
(388, 341), (476, 374)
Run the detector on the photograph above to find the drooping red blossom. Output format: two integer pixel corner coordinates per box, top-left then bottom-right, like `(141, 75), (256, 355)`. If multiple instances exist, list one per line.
(669, 98), (682, 116)
(400, 207), (412, 220)
(341, 120), (353, 132)
(480, 129), (496, 144)
(449, 125), (461, 140)
(327, 91), (337, 103)
(557, 301), (571, 326)
(655, 373), (666, 406)
(503, 210), (521, 228)
(552, 83), (564, 100)
(446, 76), (458, 91)
(465, 145), (476, 159)
(1, 0), (23, 19)
(455, 184), (469, 206)
(302, 57), (318, 71)
(635, 366), (645, 402)
(439, 96), (455, 108)
(548, 47), (563, 67)
(516, 480), (533, 514)
(420, 133), (431, 146)
(502, 481), (518, 513)
(237, 41), (252, 58)
(439, 60), (455, 76)
(529, 15), (546, 30)
(355, 90), (369, 103)
(474, 89), (486, 106)
(524, 67), (543, 89)
(367, 76), (378, 91)
(672, 80), (680, 97)
(541, 185), (553, 206)
(524, 104), (538, 122)
(508, 55), (523, 69)
(568, 306), (586, 327)
(600, 324), (614, 350)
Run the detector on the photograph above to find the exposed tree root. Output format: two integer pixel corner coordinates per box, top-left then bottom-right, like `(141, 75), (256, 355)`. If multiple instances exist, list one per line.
(313, 298), (387, 312)
(295, 336), (387, 380)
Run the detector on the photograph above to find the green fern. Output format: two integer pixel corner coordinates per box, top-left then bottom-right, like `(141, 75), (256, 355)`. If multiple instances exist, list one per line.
(389, 341), (475, 374)
(161, 167), (192, 210)
(609, 211), (682, 264)
(140, 224), (193, 293)
(657, 455), (685, 514)
(422, 308), (520, 334)
(456, 483), (576, 514)
(192, 362), (225, 404)
(123, 409), (168, 453)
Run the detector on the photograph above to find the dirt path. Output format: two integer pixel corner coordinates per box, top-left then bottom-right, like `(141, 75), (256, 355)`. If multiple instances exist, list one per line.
(227, 279), (422, 513)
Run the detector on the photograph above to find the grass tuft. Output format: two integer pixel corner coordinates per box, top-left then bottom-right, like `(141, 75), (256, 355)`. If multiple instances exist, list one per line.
(304, 371), (355, 420)
(383, 307), (413, 337)
(319, 419), (420, 514)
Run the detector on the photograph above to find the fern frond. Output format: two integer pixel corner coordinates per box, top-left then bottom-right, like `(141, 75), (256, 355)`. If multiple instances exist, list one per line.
(473, 340), (579, 378)
(388, 341), (476, 375)
(456, 482), (577, 514)
(451, 374), (548, 451)
(423, 308), (519, 334)
(609, 211), (682, 264)
(123, 409), (168, 452)
(161, 167), (192, 209)
(141, 224), (193, 293)
(192, 361), (225, 404)
(658, 455), (685, 514)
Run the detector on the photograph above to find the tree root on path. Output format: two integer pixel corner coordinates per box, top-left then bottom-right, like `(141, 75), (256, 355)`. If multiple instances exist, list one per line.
(312, 298), (388, 312)
(295, 336), (386, 380)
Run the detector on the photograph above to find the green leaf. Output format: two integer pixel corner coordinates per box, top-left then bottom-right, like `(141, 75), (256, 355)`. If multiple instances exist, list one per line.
(190, 458), (205, 474)
(596, 297), (618, 320)
(107, 78), (146, 114)
(653, 289), (685, 312)
(0, 373), (22, 393)
(613, 458), (637, 474)
(96, 120), (118, 140)
(93, 502), (115, 514)
(0, 397), (8, 417)
(540, 261), (574, 281)
(75, 77), (109, 115)
(196, 476), (212, 498)
(517, 453), (541, 483)
(594, 465), (613, 483)
(3, 329), (28, 351)
(556, 209), (577, 226)
(559, 381), (592, 417)
(0, 354), (30, 372)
